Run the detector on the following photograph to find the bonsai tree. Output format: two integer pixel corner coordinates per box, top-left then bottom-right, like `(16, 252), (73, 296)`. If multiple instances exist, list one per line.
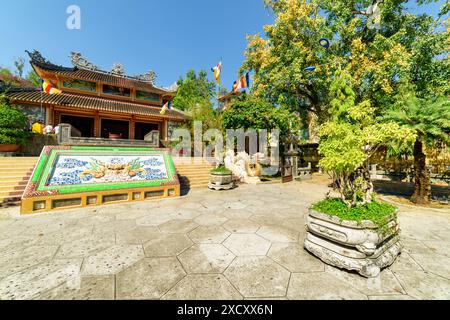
(318, 69), (415, 208)
(383, 96), (450, 205)
(0, 95), (30, 145)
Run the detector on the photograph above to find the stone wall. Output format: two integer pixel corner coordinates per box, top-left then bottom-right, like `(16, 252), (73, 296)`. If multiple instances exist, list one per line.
(17, 134), (58, 156)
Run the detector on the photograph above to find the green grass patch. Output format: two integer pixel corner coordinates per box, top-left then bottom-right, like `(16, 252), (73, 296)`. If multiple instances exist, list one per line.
(312, 198), (396, 227)
(210, 167), (232, 174)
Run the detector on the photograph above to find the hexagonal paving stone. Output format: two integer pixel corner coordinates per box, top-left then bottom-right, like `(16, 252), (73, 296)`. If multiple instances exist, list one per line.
(178, 244), (235, 274)
(0, 259), (82, 300)
(143, 234), (193, 257)
(81, 245), (144, 276)
(268, 243), (325, 273)
(188, 226), (231, 244)
(116, 257), (186, 299)
(325, 266), (406, 296)
(159, 219), (198, 234)
(56, 233), (115, 259)
(34, 276), (115, 300)
(287, 273), (368, 300)
(257, 226), (299, 243)
(77, 214), (115, 226)
(224, 256), (290, 298)
(0, 245), (59, 277)
(223, 219), (261, 234)
(223, 201), (248, 210)
(27, 225), (94, 246)
(180, 202), (205, 210)
(409, 253), (450, 279)
(136, 214), (173, 227)
(249, 214), (287, 227)
(223, 234), (271, 256)
(115, 227), (160, 245)
(93, 219), (136, 234)
(194, 214), (228, 226)
(389, 252), (423, 272)
(170, 209), (202, 220)
(222, 209), (253, 220)
(163, 274), (242, 300)
(393, 270), (450, 300)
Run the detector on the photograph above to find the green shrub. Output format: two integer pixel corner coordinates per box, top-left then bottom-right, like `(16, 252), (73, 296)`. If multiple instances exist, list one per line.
(0, 96), (30, 145)
(210, 166), (232, 174)
(312, 198), (396, 227)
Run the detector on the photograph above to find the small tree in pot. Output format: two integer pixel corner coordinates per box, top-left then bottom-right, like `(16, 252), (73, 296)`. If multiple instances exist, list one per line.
(304, 69), (416, 277)
(0, 95), (30, 152)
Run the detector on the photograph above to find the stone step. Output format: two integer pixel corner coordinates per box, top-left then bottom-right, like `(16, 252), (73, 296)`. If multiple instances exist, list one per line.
(0, 180), (28, 187)
(1, 176), (31, 183)
(176, 172), (212, 176)
(0, 190), (23, 198)
(0, 171), (33, 178)
(0, 185), (26, 192)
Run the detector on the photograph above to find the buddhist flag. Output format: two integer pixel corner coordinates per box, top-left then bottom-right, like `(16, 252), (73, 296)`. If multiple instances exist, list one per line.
(42, 79), (62, 95)
(160, 101), (172, 115)
(211, 61), (222, 86)
(233, 73), (250, 92)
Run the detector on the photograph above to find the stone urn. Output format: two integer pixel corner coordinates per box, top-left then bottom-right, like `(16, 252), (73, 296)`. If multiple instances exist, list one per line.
(0, 144), (20, 152)
(304, 209), (402, 278)
(208, 169), (234, 190)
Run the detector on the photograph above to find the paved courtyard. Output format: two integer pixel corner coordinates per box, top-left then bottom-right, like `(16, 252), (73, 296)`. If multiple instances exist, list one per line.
(0, 178), (449, 300)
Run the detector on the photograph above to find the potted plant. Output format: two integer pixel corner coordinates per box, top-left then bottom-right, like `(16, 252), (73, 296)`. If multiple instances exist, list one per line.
(304, 70), (416, 278)
(208, 165), (234, 190)
(0, 95), (30, 152)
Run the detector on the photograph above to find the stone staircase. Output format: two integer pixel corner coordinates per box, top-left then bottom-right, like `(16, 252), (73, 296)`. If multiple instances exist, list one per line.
(0, 157), (38, 206)
(173, 157), (215, 190)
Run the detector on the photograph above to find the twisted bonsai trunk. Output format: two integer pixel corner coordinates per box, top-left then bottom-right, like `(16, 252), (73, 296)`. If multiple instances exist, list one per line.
(411, 138), (431, 205)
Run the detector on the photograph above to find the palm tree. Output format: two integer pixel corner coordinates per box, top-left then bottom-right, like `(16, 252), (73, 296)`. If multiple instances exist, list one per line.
(384, 96), (450, 204)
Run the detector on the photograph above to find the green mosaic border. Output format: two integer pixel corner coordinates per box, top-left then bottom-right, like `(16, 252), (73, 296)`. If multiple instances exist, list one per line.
(33, 147), (177, 195)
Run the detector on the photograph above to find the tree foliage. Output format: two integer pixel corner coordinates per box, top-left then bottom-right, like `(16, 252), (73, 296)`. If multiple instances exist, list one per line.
(172, 69), (216, 111)
(242, 0), (449, 120)
(0, 95), (30, 145)
(384, 96), (450, 147)
(222, 94), (302, 137)
(382, 95), (450, 204)
(318, 69), (415, 207)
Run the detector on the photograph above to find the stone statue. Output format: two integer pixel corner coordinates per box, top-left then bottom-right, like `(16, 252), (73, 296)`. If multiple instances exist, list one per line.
(137, 70), (157, 85)
(224, 151), (265, 185)
(70, 52), (98, 70)
(111, 63), (125, 75)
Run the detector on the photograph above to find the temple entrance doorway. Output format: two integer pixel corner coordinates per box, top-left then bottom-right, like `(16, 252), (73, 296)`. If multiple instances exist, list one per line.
(135, 122), (159, 140)
(60, 115), (94, 137)
(101, 119), (129, 139)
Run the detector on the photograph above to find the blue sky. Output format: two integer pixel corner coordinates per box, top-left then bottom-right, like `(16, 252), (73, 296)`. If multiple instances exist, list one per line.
(0, 0), (445, 90)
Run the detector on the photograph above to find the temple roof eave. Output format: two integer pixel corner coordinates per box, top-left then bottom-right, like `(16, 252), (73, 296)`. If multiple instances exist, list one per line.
(6, 91), (187, 121)
(26, 50), (178, 95)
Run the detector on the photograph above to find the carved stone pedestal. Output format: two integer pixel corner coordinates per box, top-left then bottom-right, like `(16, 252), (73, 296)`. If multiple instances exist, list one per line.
(304, 209), (402, 278)
(208, 182), (235, 190)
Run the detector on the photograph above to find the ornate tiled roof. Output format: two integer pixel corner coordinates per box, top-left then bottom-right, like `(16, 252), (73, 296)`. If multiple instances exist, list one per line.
(26, 50), (177, 95)
(6, 91), (187, 120)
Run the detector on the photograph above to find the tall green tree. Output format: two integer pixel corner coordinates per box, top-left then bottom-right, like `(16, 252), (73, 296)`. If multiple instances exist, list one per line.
(172, 69), (216, 111)
(222, 95), (302, 137)
(241, 0), (449, 120)
(383, 96), (450, 204)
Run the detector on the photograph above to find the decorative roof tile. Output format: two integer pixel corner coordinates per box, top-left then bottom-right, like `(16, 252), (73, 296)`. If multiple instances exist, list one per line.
(6, 91), (187, 120)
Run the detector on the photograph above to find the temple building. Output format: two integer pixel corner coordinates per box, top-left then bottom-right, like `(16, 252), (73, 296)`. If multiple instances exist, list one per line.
(6, 50), (188, 147)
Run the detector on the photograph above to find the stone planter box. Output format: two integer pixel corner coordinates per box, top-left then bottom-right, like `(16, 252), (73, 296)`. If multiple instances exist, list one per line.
(208, 172), (234, 190)
(304, 208), (402, 278)
(0, 144), (20, 153)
